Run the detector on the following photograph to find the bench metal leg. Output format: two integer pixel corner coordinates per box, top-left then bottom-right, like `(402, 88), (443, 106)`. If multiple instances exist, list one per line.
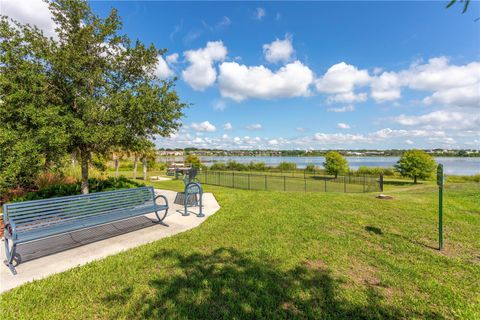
(4, 236), (17, 275)
(197, 194), (205, 218)
(155, 208), (169, 227)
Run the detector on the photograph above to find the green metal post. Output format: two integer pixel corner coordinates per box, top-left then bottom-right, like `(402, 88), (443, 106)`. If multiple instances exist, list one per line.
(284, 176), (286, 191)
(437, 164), (444, 251)
(439, 186), (443, 251)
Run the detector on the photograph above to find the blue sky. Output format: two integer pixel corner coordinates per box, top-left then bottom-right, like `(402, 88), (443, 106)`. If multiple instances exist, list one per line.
(4, 1), (480, 149)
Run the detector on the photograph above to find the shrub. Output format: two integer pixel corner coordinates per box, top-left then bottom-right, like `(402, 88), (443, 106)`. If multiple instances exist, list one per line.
(35, 172), (71, 190)
(277, 162), (297, 171)
(210, 162), (226, 171)
(446, 174), (480, 183)
(356, 166), (395, 176)
(305, 164), (316, 173)
(226, 160), (248, 171)
(12, 177), (144, 202)
(185, 154), (201, 168)
(248, 161), (267, 171)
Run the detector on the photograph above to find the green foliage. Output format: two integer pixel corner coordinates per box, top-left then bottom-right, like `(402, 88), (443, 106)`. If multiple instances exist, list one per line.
(248, 161), (267, 171)
(226, 160), (248, 171)
(446, 174), (480, 183)
(305, 164), (316, 173)
(277, 162), (297, 171)
(323, 151), (349, 177)
(446, 0), (471, 13)
(210, 162), (227, 171)
(12, 177), (144, 202)
(395, 150), (437, 183)
(185, 154), (201, 168)
(356, 166), (395, 176)
(0, 0), (186, 193)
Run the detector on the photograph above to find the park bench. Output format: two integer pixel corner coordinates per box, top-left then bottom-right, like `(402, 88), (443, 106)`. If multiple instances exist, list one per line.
(3, 186), (168, 275)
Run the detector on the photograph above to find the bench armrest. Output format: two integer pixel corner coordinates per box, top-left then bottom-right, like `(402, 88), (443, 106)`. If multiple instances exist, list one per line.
(4, 218), (18, 240)
(154, 194), (169, 209)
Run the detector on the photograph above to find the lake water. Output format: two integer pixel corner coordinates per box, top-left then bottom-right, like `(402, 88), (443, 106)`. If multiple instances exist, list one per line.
(198, 156), (480, 176)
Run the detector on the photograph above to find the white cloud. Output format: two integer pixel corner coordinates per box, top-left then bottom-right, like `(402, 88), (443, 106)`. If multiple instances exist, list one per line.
(326, 92), (367, 104)
(371, 71), (402, 102)
(296, 127), (306, 132)
(405, 139), (414, 145)
(166, 53), (179, 64)
(268, 139), (279, 145)
(218, 61), (314, 101)
(263, 34), (294, 63)
(223, 122), (233, 131)
(156, 126), (473, 149)
(370, 57), (480, 107)
(393, 110), (480, 130)
(246, 123), (262, 130)
(254, 8), (266, 20)
(154, 55), (174, 79)
(316, 62), (371, 94)
(2, 0), (57, 38)
(212, 100), (226, 111)
(182, 41), (227, 90)
(190, 121), (217, 132)
(327, 105), (355, 113)
(423, 84), (480, 108)
(216, 16), (231, 28)
(337, 123), (351, 129)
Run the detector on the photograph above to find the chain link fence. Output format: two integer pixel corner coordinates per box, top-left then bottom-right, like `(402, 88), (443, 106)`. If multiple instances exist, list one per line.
(197, 171), (382, 193)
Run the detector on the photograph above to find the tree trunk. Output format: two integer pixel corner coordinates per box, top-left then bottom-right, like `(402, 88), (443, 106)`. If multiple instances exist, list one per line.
(133, 155), (138, 180)
(414, 176), (417, 184)
(142, 156), (147, 180)
(115, 157), (119, 178)
(80, 150), (89, 194)
(71, 152), (77, 167)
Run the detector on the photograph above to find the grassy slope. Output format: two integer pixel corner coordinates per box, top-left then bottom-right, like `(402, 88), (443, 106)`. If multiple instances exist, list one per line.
(0, 181), (479, 319)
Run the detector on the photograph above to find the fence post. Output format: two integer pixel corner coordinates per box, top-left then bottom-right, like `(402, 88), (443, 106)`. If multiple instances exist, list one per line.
(363, 174), (366, 193)
(344, 176), (346, 193)
(248, 174), (250, 190)
(218, 171), (220, 185)
(232, 172), (235, 188)
(304, 178), (307, 193)
(380, 174), (384, 192)
(284, 176), (286, 191)
(324, 178), (327, 192)
(265, 174), (267, 190)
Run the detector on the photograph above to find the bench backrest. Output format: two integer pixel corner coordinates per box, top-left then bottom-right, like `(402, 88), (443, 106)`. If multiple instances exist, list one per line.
(4, 187), (156, 234)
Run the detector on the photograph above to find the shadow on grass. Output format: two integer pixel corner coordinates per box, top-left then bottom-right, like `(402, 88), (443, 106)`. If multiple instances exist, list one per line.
(124, 248), (444, 319)
(365, 226), (383, 235)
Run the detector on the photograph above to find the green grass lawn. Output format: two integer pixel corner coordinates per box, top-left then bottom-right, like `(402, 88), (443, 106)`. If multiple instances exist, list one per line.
(1, 181), (479, 319)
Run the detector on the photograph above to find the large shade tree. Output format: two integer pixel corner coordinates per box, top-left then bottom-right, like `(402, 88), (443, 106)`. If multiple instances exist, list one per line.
(323, 151), (349, 178)
(395, 150), (437, 184)
(0, 0), (185, 193)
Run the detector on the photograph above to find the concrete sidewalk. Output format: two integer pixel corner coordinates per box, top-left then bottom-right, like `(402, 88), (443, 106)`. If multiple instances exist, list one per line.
(0, 189), (220, 293)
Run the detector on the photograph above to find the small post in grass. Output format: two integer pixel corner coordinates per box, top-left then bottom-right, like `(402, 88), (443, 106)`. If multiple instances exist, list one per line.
(437, 164), (444, 251)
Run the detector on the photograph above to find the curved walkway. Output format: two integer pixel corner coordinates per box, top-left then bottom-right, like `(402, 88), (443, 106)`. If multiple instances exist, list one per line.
(0, 189), (220, 293)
